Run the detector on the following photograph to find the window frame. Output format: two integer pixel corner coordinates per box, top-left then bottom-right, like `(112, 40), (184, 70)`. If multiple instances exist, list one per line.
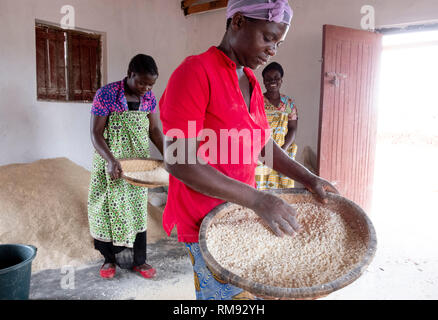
(35, 21), (103, 103)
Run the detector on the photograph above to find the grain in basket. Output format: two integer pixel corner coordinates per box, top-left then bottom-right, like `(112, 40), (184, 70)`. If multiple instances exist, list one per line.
(124, 166), (169, 185)
(206, 200), (367, 288)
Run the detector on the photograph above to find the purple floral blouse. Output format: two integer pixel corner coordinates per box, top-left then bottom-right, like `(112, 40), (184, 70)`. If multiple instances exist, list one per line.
(91, 78), (157, 116)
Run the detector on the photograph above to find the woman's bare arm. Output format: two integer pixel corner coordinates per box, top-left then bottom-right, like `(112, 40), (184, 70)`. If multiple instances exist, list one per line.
(147, 112), (164, 156)
(164, 137), (302, 237)
(261, 137), (339, 203)
(90, 114), (122, 179)
(282, 119), (297, 150)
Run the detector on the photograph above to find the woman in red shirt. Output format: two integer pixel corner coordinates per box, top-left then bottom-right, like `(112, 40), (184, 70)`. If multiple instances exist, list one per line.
(160, 0), (338, 300)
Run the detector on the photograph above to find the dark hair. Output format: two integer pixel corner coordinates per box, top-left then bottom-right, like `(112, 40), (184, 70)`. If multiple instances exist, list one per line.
(226, 18), (232, 30)
(262, 62), (284, 78)
(226, 16), (257, 30)
(128, 54), (158, 76)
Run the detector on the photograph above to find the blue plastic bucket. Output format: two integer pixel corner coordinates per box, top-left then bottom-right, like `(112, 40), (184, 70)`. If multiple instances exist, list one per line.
(0, 244), (37, 300)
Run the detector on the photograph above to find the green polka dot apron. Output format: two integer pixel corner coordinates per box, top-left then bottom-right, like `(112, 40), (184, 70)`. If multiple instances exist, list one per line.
(87, 111), (150, 247)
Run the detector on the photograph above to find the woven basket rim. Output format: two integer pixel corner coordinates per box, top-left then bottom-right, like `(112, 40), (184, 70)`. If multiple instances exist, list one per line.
(118, 157), (163, 162)
(198, 188), (377, 299)
(118, 157), (168, 188)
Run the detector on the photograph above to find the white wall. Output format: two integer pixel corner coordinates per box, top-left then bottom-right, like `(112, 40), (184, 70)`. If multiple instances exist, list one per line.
(1, 0), (438, 170)
(0, 0), (192, 170)
(183, 0), (438, 163)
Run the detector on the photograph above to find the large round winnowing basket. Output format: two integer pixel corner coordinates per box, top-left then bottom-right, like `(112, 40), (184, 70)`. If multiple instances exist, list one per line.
(119, 158), (169, 188)
(199, 188), (377, 300)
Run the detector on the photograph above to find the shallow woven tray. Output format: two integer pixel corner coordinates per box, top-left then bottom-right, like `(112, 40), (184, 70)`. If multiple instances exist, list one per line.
(199, 188), (377, 300)
(119, 158), (169, 188)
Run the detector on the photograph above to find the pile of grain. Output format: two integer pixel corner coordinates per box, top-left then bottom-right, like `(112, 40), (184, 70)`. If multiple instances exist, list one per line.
(0, 158), (101, 272)
(206, 202), (367, 288)
(124, 167), (169, 185)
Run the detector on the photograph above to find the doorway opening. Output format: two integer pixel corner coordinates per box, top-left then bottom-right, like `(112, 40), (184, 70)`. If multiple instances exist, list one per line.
(372, 28), (438, 262)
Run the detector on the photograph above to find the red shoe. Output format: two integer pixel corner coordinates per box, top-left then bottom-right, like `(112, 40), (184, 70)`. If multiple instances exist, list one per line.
(133, 265), (156, 279)
(100, 263), (116, 279)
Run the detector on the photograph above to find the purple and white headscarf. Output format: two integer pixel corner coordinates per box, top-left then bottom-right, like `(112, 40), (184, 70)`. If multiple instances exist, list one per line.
(226, 0), (293, 25)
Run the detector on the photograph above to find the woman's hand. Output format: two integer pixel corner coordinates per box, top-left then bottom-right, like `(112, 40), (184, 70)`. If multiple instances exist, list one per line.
(252, 192), (302, 237)
(107, 159), (123, 180)
(303, 175), (339, 204)
(265, 138), (339, 204)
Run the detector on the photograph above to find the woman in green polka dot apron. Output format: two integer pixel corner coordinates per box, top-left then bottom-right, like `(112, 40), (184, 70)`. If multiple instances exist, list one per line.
(88, 54), (163, 279)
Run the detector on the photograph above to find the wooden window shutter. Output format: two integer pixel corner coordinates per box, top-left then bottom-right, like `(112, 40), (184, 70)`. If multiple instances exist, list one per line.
(35, 25), (67, 101)
(181, 0), (228, 16)
(68, 32), (101, 101)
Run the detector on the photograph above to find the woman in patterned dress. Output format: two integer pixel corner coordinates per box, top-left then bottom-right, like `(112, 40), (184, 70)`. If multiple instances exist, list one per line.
(88, 54), (164, 279)
(255, 62), (298, 190)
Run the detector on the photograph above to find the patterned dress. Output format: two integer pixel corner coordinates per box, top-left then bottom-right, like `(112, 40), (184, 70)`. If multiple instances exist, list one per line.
(88, 79), (157, 251)
(255, 94), (298, 190)
(88, 111), (150, 247)
(185, 243), (259, 300)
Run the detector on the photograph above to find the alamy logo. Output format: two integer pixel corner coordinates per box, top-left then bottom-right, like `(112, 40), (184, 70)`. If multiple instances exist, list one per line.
(164, 121), (274, 167)
(60, 5), (75, 29)
(361, 5), (375, 31)
(60, 265), (75, 290)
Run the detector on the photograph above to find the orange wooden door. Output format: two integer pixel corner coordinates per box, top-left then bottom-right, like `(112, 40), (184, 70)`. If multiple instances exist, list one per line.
(317, 25), (382, 212)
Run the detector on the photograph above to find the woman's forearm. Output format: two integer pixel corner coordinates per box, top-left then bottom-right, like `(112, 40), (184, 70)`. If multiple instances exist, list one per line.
(149, 127), (164, 156)
(164, 138), (261, 209)
(148, 112), (164, 156)
(282, 129), (295, 149)
(165, 138), (308, 237)
(90, 115), (115, 164)
(282, 120), (297, 150)
(167, 162), (261, 209)
(91, 134), (115, 163)
(269, 138), (316, 186)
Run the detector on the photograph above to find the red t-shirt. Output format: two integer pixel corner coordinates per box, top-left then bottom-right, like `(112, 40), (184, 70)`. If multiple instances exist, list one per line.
(159, 46), (271, 242)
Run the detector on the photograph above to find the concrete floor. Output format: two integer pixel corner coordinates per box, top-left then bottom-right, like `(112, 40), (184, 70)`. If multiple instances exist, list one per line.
(29, 234), (437, 300)
(29, 236), (196, 300)
(320, 244), (438, 300)
(29, 215), (438, 300)
(322, 140), (438, 300)
(28, 141), (438, 300)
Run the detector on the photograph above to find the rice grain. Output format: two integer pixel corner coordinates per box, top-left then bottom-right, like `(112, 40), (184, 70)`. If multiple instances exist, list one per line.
(206, 201), (367, 288)
(124, 167), (169, 184)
